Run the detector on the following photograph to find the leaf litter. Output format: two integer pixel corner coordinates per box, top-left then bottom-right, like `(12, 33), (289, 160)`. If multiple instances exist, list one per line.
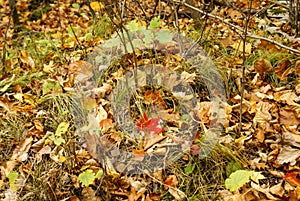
(0, 0), (300, 200)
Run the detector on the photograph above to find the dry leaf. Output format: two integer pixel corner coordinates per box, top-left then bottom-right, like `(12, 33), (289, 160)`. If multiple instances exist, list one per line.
(285, 172), (300, 187)
(280, 109), (300, 126)
(269, 181), (284, 197)
(99, 118), (114, 133)
(230, 40), (251, 54)
(254, 58), (272, 76)
(168, 188), (186, 201)
(250, 182), (281, 200)
(144, 134), (166, 151)
(294, 60), (300, 76)
(82, 186), (101, 201)
(132, 149), (145, 161)
(277, 147), (300, 166)
(180, 71), (196, 84)
(274, 60), (291, 79)
(253, 102), (273, 127)
(164, 175), (178, 190)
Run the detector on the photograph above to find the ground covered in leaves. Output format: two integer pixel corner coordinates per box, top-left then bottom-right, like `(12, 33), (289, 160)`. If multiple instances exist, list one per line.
(0, 0), (300, 200)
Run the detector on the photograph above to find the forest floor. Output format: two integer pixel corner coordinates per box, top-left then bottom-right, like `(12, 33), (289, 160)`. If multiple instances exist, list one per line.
(0, 0), (300, 200)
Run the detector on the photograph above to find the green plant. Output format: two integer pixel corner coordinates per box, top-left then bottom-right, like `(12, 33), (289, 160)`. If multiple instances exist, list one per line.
(225, 170), (265, 192)
(78, 169), (103, 187)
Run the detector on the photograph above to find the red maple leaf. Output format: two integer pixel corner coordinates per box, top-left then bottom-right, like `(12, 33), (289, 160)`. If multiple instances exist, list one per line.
(136, 112), (163, 134)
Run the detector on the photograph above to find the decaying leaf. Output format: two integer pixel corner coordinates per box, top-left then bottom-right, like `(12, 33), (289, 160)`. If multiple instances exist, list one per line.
(277, 146), (300, 166)
(164, 175), (178, 190)
(168, 188), (186, 201)
(254, 58), (272, 76)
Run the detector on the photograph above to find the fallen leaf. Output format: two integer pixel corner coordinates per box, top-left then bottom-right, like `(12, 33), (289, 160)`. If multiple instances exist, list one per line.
(270, 181), (285, 197)
(254, 58), (272, 76)
(164, 175), (178, 190)
(285, 172), (300, 187)
(190, 144), (201, 155)
(90, 1), (104, 12)
(294, 60), (300, 76)
(136, 112), (164, 134)
(251, 182), (281, 200)
(168, 188), (186, 201)
(274, 60), (292, 79)
(144, 90), (167, 109)
(230, 40), (251, 54)
(180, 71), (196, 84)
(277, 146), (300, 166)
(280, 109), (300, 126)
(132, 149), (145, 161)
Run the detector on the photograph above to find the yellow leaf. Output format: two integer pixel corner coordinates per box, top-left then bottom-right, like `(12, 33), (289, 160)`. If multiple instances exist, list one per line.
(230, 40), (251, 54)
(90, 2), (104, 11)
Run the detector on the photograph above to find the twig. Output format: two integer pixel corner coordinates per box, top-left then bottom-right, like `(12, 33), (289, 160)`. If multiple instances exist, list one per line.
(1, 17), (11, 71)
(173, 0), (300, 54)
(172, 1), (183, 54)
(239, 0), (253, 135)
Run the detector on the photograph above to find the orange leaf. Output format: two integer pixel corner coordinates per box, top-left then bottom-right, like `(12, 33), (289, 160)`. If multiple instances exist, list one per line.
(164, 175), (178, 190)
(285, 172), (300, 187)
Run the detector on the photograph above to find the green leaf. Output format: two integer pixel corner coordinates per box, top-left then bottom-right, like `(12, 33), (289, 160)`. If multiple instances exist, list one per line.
(184, 162), (195, 175)
(127, 20), (139, 32)
(95, 169), (103, 179)
(54, 137), (66, 146)
(155, 29), (172, 43)
(78, 169), (95, 187)
(85, 32), (93, 41)
(42, 80), (62, 95)
(149, 16), (161, 29)
(225, 170), (265, 192)
(140, 29), (153, 45)
(72, 3), (80, 9)
(103, 37), (121, 48)
(8, 171), (19, 191)
(55, 122), (69, 137)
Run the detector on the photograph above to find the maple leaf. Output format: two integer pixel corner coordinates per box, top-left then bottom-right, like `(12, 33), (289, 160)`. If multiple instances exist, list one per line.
(136, 112), (163, 134)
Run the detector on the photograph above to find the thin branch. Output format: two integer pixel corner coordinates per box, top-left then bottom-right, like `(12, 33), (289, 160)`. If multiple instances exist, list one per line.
(172, 1), (183, 54)
(1, 17), (11, 71)
(239, 0), (253, 135)
(173, 0), (300, 54)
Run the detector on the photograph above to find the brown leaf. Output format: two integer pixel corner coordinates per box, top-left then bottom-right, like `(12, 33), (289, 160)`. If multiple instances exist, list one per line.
(269, 181), (284, 197)
(144, 90), (167, 109)
(132, 149), (145, 161)
(277, 147), (300, 166)
(254, 58), (272, 76)
(168, 188), (186, 201)
(146, 193), (161, 201)
(99, 119), (114, 131)
(274, 60), (292, 79)
(274, 90), (299, 106)
(253, 102), (273, 127)
(258, 40), (281, 54)
(143, 134), (166, 151)
(280, 109), (300, 126)
(128, 186), (144, 201)
(294, 60), (300, 76)
(152, 169), (163, 182)
(230, 40), (251, 54)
